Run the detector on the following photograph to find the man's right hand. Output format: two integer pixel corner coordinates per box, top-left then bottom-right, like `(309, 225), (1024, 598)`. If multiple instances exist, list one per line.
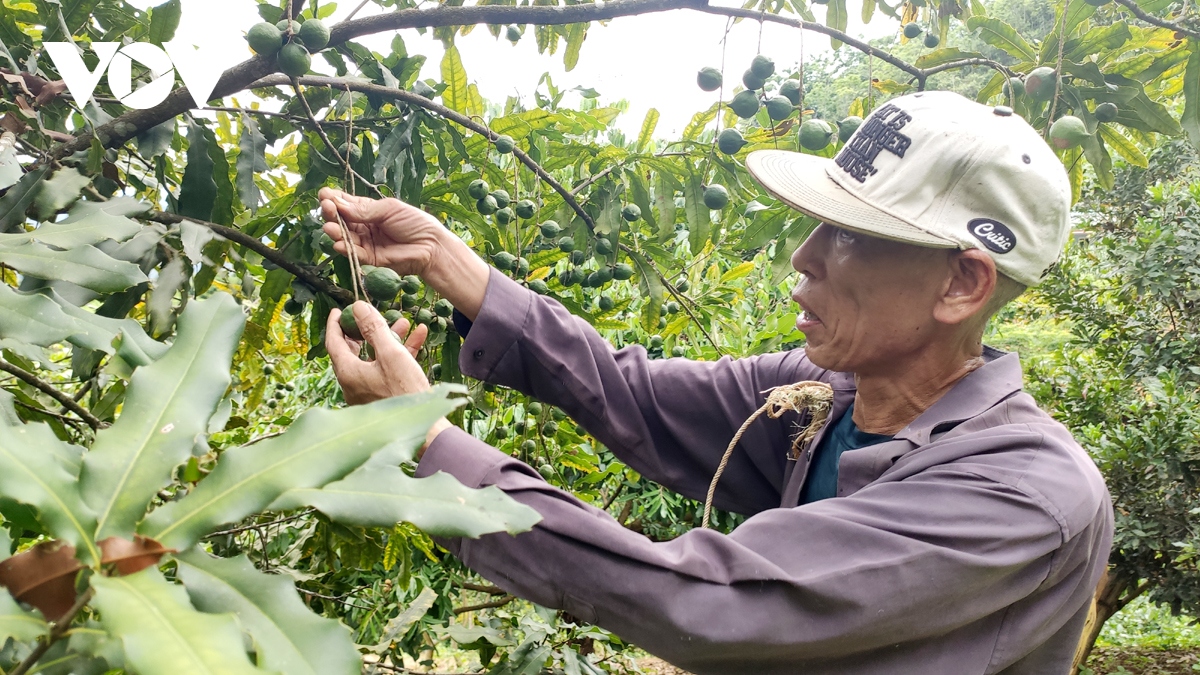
(317, 187), (491, 320)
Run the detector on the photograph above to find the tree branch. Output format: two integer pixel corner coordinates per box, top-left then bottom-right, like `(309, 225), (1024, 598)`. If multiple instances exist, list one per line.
(0, 360), (103, 430)
(141, 210), (354, 305)
(915, 58), (1014, 86)
(1112, 0), (1200, 41)
(696, 6), (923, 80)
(289, 78), (384, 198)
(250, 74), (597, 231)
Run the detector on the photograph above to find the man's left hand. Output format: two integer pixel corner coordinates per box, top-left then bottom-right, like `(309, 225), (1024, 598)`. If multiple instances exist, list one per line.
(326, 301), (430, 405)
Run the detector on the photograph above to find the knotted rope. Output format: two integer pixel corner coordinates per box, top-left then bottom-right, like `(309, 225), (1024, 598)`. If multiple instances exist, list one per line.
(701, 381), (835, 528)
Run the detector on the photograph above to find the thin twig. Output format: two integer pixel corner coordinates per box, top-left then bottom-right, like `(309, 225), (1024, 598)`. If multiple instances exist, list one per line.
(460, 582), (507, 595)
(452, 595), (515, 615)
(9, 587), (95, 675)
(290, 78), (384, 199)
(1112, 0), (1200, 41)
(0, 360), (103, 429)
(203, 510), (315, 538)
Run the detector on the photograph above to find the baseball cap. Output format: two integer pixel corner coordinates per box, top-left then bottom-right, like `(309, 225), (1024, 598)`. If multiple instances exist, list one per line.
(745, 90), (1071, 287)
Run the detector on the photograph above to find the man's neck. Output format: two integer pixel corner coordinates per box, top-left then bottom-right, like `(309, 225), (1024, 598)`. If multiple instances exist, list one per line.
(850, 344), (986, 436)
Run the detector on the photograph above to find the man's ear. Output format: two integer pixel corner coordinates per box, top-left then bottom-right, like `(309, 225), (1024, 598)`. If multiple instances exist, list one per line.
(933, 249), (995, 326)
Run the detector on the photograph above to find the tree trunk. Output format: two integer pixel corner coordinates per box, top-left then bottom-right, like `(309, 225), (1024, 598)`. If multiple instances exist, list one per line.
(1071, 569), (1147, 673)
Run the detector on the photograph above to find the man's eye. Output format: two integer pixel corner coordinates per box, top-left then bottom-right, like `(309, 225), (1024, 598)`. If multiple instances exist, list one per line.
(835, 229), (856, 243)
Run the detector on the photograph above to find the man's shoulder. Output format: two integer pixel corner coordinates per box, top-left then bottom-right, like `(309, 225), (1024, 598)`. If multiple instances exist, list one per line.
(930, 392), (1110, 540)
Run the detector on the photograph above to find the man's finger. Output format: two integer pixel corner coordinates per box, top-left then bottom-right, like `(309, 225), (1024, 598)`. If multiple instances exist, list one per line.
(391, 316), (411, 337)
(353, 301), (404, 357)
(325, 308), (362, 370)
(405, 323), (428, 356)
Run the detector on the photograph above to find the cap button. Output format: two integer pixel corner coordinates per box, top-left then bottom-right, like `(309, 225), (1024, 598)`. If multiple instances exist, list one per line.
(993, 105), (1014, 116)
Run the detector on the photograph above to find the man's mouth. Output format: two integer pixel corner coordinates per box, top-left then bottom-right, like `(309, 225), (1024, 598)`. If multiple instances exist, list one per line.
(796, 304), (823, 329)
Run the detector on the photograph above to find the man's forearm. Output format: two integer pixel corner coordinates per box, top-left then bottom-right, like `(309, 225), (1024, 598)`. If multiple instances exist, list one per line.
(423, 228), (491, 321)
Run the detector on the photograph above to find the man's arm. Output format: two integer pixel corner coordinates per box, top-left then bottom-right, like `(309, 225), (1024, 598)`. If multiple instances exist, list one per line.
(417, 426), (1092, 673)
(454, 267), (827, 515)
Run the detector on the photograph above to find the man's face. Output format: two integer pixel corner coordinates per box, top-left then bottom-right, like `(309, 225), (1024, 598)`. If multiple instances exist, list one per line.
(790, 222), (953, 374)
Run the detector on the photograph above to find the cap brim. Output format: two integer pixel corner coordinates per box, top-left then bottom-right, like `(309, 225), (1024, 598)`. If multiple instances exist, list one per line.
(746, 149), (959, 248)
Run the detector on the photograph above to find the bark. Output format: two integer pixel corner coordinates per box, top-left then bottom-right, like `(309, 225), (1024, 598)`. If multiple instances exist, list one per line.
(1072, 569), (1148, 673)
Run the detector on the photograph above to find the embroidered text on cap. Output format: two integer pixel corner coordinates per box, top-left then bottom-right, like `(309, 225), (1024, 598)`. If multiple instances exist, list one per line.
(834, 103), (913, 183)
(969, 218), (1017, 253)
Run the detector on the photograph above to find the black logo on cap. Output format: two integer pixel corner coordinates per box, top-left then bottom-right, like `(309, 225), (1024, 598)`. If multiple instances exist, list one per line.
(969, 218), (1017, 253)
(834, 103), (913, 183)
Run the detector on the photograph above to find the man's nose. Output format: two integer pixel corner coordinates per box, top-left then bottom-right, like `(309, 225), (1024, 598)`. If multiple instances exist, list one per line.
(791, 221), (831, 279)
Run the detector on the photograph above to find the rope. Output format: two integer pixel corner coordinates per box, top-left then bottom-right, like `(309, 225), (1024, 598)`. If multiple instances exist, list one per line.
(701, 380), (834, 529)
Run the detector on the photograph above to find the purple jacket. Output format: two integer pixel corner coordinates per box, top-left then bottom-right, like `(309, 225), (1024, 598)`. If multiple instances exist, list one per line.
(416, 267), (1114, 674)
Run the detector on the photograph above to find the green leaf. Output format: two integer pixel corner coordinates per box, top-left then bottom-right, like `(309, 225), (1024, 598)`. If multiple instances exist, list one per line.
(629, 249), (664, 333)
(683, 173), (709, 255)
(825, 0), (847, 49)
(368, 587), (436, 654)
(139, 386), (464, 551)
(33, 167), (92, 220)
(0, 584), (46, 645)
(0, 166), (49, 233)
(635, 108), (659, 154)
(563, 23), (587, 71)
(1098, 124), (1148, 168)
(272, 466), (540, 537)
(0, 284), (117, 352)
(175, 550), (359, 675)
(0, 197), (147, 250)
(861, 0), (875, 23)
(236, 115), (268, 214)
(1064, 22), (1131, 62)
(1063, 0), (1096, 35)
(147, 0), (182, 43)
(178, 118), (216, 222)
(1182, 48), (1200, 153)
(0, 242), (148, 293)
(81, 293), (245, 541)
(966, 17), (1036, 61)
(0, 422), (100, 565)
(441, 45), (481, 118)
(653, 171), (678, 242)
(914, 47), (985, 69)
(90, 567), (264, 675)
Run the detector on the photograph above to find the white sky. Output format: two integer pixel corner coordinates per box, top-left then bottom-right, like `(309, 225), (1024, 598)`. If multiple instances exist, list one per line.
(125, 0), (896, 137)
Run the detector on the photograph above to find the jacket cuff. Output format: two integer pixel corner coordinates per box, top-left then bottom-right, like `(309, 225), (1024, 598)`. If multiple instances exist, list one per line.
(457, 266), (534, 382)
(415, 424), (507, 489)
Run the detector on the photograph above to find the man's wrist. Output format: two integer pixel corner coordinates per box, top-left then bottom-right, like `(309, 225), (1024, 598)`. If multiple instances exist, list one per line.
(424, 229), (490, 321)
(416, 417), (453, 461)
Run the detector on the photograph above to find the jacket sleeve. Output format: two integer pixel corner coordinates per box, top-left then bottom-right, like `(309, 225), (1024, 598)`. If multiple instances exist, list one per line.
(416, 426), (1073, 673)
(455, 267), (827, 515)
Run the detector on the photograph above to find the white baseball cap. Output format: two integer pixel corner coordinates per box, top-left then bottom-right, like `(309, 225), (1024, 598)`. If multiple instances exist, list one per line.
(746, 90), (1071, 287)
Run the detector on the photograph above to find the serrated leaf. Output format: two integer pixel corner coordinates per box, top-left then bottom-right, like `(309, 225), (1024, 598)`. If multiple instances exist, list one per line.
(236, 115), (268, 214)
(653, 171), (678, 242)
(139, 386), (463, 551)
(81, 293), (245, 542)
(369, 587), (436, 654)
(0, 197), (146, 250)
(33, 167), (92, 220)
(629, 250), (664, 332)
(719, 261), (757, 283)
(272, 466), (540, 538)
(176, 550), (358, 675)
(178, 118), (216, 222)
(91, 567), (264, 675)
(0, 242), (147, 293)
(441, 45), (481, 117)
(914, 47), (985, 69)
(0, 423), (101, 565)
(0, 284), (115, 352)
(635, 108), (658, 154)
(563, 23), (587, 71)
(966, 17), (1035, 61)
(683, 173), (709, 254)
(1182, 48), (1200, 153)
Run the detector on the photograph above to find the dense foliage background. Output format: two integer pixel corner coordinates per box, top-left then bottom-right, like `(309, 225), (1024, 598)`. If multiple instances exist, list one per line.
(1, 0), (1199, 671)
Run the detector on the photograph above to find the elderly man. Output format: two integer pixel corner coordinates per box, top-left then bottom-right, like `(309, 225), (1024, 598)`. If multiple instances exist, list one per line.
(319, 91), (1113, 674)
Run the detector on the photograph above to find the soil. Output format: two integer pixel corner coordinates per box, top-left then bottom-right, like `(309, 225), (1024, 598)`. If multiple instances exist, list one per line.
(639, 648), (1200, 674)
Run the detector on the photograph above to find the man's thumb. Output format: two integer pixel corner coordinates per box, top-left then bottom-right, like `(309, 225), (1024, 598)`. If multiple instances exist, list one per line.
(352, 302), (402, 353)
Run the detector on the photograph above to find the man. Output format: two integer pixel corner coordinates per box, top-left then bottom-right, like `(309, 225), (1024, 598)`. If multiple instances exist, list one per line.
(319, 91), (1113, 674)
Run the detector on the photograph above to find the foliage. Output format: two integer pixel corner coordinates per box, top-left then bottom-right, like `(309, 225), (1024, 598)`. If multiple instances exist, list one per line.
(1, 0), (1199, 669)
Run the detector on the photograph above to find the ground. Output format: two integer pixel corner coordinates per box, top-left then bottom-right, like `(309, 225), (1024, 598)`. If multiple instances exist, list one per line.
(638, 649), (1200, 674)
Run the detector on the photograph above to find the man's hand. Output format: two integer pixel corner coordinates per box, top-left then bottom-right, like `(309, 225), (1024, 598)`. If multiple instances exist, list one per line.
(318, 187), (492, 321)
(327, 301), (430, 404)
(318, 187), (445, 277)
(326, 302), (451, 454)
